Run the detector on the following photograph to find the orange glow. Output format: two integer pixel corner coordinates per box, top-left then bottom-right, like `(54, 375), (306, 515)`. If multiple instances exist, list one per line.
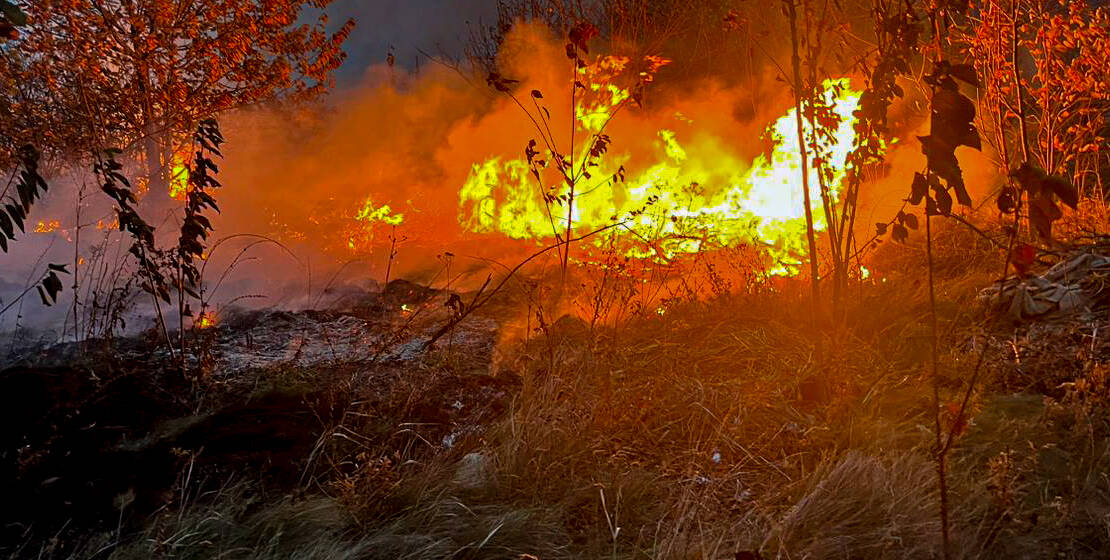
(227, 26), (891, 281)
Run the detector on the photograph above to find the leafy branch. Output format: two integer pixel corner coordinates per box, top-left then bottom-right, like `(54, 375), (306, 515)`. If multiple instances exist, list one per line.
(0, 145), (70, 313)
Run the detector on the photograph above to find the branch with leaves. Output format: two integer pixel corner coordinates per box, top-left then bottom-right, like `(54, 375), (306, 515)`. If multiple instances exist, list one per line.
(174, 118), (224, 362)
(0, 144), (70, 313)
(95, 148), (174, 357)
(485, 21), (667, 279)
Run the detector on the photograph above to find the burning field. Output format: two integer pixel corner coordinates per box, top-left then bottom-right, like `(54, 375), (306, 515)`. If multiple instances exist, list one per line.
(3, 1), (1110, 559)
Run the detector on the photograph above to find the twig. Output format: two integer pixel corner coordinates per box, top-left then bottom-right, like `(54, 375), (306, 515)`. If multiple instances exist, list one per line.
(422, 222), (626, 350)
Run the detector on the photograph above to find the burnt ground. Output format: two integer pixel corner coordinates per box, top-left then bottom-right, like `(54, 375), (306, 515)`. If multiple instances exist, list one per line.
(0, 279), (516, 558)
(2, 246), (1110, 559)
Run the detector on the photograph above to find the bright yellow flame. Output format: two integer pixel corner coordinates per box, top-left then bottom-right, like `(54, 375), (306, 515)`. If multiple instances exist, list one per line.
(459, 78), (870, 273)
(195, 313), (216, 329)
(34, 220), (61, 233)
(355, 196), (404, 226)
(344, 196), (405, 253)
(169, 153), (189, 201)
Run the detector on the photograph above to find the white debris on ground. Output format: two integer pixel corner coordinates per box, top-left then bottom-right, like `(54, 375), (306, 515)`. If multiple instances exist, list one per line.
(204, 307), (499, 377)
(0, 280), (502, 376)
(978, 248), (1110, 320)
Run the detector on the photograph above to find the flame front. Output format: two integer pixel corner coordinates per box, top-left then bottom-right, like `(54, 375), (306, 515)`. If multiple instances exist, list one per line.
(459, 77), (867, 272)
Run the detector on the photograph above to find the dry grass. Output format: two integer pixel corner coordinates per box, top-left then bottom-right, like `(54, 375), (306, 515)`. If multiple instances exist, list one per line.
(35, 218), (1110, 560)
(767, 451), (941, 558)
(99, 477), (574, 560)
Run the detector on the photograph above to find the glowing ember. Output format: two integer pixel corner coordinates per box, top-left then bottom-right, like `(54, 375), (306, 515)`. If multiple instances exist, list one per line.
(458, 78), (871, 272)
(194, 312), (216, 329)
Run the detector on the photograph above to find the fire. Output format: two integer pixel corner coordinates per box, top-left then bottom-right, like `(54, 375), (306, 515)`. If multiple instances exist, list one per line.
(194, 312), (216, 329)
(95, 217), (119, 230)
(355, 196), (404, 226)
(458, 77), (870, 272)
(169, 150), (189, 201)
(34, 220), (61, 233)
(345, 196), (404, 252)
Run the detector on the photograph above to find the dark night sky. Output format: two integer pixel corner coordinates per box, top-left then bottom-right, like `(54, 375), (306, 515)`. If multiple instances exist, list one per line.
(323, 0), (498, 85)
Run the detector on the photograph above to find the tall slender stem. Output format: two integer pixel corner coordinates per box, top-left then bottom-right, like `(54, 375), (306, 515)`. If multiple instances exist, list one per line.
(926, 208), (949, 559)
(929, 5), (950, 557)
(786, 0), (822, 316)
(564, 54), (577, 285)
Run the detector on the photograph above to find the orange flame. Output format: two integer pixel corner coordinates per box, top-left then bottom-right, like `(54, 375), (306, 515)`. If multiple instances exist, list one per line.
(459, 76), (872, 274)
(194, 312), (216, 329)
(34, 220), (61, 233)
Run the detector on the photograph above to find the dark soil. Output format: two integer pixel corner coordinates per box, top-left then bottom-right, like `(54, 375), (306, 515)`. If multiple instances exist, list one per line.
(0, 360), (342, 556)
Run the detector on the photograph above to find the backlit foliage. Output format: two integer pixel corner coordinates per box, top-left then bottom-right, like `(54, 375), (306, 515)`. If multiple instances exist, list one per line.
(0, 0), (354, 174)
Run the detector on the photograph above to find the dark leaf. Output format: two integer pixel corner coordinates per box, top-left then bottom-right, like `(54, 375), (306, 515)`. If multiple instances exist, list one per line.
(909, 172), (928, 205)
(919, 136), (964, 192)
(932, 89), (976, 126)
(949, 63), (980, 87)
(892, 223), (909, 243)
(5, 203), (24, 233)
(1030, 197), (1060, 240)
(935, 185), (954, 216)
(952, 182), (973, 207)
(0, 209), (12, 240)
(1046, 175), (1078, 209)
(961, 124), (982, 151)
(1011, 162), (1044, 194)
(568, 21), (599, 53)
(926, 195), (939, 216)
(997, 186), (1018, 214)
(930, 90), (978, 150)
(902, 213), (919, 230)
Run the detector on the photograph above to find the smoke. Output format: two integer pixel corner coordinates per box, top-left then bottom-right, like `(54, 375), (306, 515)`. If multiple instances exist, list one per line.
(1, 20), (1007, 339)
(214, 23), (818, 281)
